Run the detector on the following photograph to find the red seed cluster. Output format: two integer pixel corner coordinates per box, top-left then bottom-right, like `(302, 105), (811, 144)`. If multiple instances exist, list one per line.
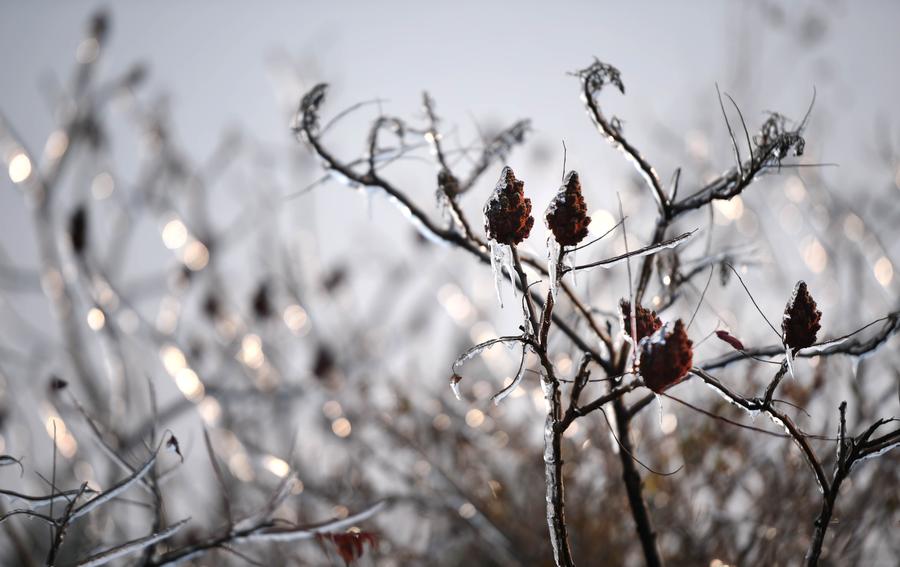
(545, 171), (592, 246)
(782, 281), (821, 353)
(639, 320), (694, 393)
(619, 299), (662, 343)
(483, 166), (534, 246)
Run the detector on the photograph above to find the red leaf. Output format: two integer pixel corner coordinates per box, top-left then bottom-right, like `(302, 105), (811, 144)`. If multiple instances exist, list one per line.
(715, 330), (745, 351)
(317, 531), (379, 566)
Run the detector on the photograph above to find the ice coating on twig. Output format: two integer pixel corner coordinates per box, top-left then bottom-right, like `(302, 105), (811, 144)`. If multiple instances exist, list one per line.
(450, 373), (463, 401)
(491, 356), (528, 406)
(569, 230), (697, 272)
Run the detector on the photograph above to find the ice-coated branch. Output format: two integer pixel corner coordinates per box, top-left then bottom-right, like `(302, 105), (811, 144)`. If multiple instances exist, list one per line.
(576, 59), (668, 214)
(293, 84), (614, 370)
(147, 500), (386, 565)
(73, 518), (189, 567)
(805, 406), (900, 566)
(699, 311), (900, 371)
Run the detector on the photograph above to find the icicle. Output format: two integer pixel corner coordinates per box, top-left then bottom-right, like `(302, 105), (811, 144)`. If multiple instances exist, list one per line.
(437, 191), (452, 225)
(489, 241), (505, 308)
(655, 393), (664, 430)
(502, 244), (518, 302)
(603, 405), (619, 454)
(547, 236), (560, 299)
(568, 247), (577, 288)
(359, 186), (375, 219)
(784, 344), (795, 379)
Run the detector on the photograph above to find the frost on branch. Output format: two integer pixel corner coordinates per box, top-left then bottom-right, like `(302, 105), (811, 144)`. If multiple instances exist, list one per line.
(782, 280), (822, 353)
(639, 320), (693, 393)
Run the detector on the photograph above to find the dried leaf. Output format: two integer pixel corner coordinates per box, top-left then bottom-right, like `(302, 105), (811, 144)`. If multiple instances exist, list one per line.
(715, 330), (745, 351)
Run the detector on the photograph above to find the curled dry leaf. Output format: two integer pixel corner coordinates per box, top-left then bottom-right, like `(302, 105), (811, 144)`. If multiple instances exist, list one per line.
(782, 281), (821, 353)
(640, 320), (693, 393)
(483, 166), (533, 246)
(545, 170), (591, 246)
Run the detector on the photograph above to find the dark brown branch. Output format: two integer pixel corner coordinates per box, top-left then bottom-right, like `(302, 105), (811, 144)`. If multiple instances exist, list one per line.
(612, 398), (663, 567)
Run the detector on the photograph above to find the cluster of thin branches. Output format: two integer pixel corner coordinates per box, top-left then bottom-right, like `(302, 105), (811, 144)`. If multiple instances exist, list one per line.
(2, 9), (899, 567)
(292, 50), (900, 567)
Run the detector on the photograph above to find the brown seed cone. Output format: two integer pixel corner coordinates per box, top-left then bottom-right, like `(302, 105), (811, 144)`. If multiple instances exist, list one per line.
(545, 170), (591, 246)
(619, 299), (662, 343)
(437, 168), (460, 198)
(640, 320), (694, 393)
(484, 166), (533, 246)
(782, 281), (821, 352)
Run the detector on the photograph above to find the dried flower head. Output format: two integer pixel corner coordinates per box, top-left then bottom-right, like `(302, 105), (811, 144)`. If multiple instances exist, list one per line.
(545, 171), (591, 246)
(252, 281), (272, 319)
(619, 299), (662, 343)
(483, 166), (533, 246)
(755, 112), (806, 162)
(89, 10), (109, 44)
(69, 205), (88, 255)
(782, 281), (821, 352)
(49, 376), (68, 392)
(575, 59), (625, 97)
(639, 320), (693, 393)
(294, 83), (329, 135)
(437, 168), (460, 198)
